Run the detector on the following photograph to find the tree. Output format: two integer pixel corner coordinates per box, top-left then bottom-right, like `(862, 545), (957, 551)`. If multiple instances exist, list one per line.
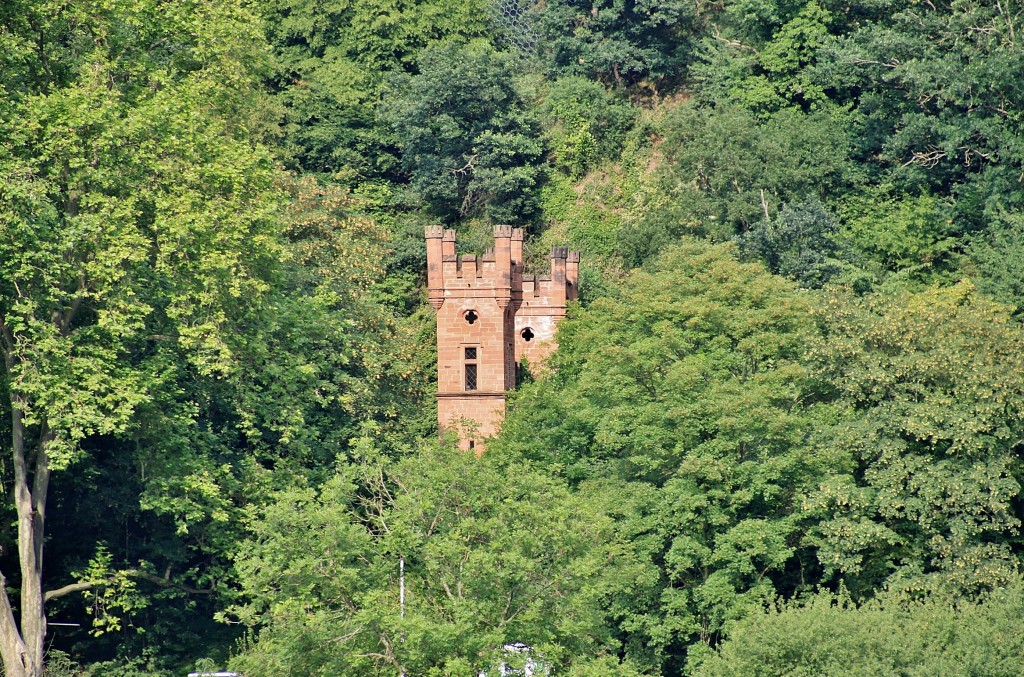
(259, 0), (493, 177)
(693, 580), (1024, 676)
(0, 1), (281, 673)
(538, 76), (638, 179)
(826, 0), (1024, 210)
(530, 0), (698, 88)
(804, 282), (1024, 596)
(691, 0), (840, 115)
(737, 196), (848, 288)
(621, 104), (857, 264)
(24, 173), (430, 676)
(228, 442), (625, 675)
(497, 240), (837, 672)
(384, 41), (545, 224)
(968, 211), (1024, 314)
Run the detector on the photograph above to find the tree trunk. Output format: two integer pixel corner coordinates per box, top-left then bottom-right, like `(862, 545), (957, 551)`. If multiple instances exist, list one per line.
(0, 571), (31, 677)
(0, 393), (48, 677)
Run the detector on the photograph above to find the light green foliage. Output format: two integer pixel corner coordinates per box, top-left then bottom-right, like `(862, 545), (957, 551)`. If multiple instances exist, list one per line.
(536, 112), (650, 269)
(838, 191), (959, 284)
(499, 240), (834, 670)
(539, 77), (638, 178)
(74, 548), (145, 637)
(127, 176), (431, 641)
(805, 283), (1024, 594)
(0, 0), (281, 464)
(538, 174), (624, 261)
(528, 239), (819, 481)
(229, 443), (619, 675)
(0, 0), (289, 671)
(565, 654), (650, 676)
(695, 1), (834, 114)
(1, 0), (424, 667)
(226, 177), (431, 464)
(694, 580), (1024, 676)
(500, 240), (1024, 670)
(385, 42), (545, 224)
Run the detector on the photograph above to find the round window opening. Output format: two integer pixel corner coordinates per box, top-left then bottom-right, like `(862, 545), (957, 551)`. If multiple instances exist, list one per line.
(521, 327), (534, 342)
(464, 310), (479, 325)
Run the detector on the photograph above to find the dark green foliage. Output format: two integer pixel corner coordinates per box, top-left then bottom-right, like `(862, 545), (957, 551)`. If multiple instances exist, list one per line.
(673, 0), (1024, 293)
(621, 104), (857, 265)
(385, 42), (545, 224)
(968, 213), (1024, 314)
(9, 0), (1024, 673)
(530, 0), (698, 87)
(259, 0), (493, 176)
(738, 196), (847, 288)
(826, 0), (1024, 207)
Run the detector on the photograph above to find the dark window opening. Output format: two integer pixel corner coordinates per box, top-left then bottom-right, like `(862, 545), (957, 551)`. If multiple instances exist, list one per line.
(465, 363), (478, 390)
(465, 310), (478, 325)
(465, 347), (477, 360)
(521, 327), (534, 342)
(469, 440), (475, 450)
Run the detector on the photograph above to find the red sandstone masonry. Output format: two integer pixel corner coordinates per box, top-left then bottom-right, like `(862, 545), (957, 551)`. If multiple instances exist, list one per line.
(426, 226), (579, 451)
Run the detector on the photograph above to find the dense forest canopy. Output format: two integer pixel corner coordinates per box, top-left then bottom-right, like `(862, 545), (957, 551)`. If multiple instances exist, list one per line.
(1, 0), (1023, 674)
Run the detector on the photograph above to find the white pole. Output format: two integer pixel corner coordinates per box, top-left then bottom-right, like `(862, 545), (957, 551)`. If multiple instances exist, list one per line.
(400, 556), (406, 677)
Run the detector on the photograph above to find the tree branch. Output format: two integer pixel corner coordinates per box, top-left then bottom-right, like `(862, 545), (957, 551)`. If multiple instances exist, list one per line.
(59, 273), (86, 336)
(710, 24), (760, 55)
(0, 570), (30, 673)
(42, 581), (95, 603)
(451, 154), (477, 177)
(44, 569), (214, 603)
(0, 314), (15, 371)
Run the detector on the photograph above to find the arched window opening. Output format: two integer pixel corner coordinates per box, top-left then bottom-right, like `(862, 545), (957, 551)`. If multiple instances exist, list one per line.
(521, 327), (534, 342)
(464, 310), (478, 325)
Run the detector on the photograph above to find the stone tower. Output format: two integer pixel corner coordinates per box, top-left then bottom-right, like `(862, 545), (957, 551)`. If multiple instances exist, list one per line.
(426, 225), (579, 451)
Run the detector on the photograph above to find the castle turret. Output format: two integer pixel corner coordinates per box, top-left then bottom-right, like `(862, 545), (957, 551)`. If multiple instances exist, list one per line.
(513, 246), (579, 376)
(426, 226), (578, 451)
(425, 226), (445, 309)
(566, 250), (580, 301)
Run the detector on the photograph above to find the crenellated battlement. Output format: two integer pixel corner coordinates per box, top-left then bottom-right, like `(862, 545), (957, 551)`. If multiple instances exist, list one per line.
(427, 226), (577, 299)
(426, 225), (579, 451)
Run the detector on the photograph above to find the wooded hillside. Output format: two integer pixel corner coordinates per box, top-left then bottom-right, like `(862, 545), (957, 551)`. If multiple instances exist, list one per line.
(2, 0), (1023, 674)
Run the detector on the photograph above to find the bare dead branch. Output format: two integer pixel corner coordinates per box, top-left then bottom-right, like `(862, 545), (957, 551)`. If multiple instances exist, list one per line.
(452, 154), (478, 176)
(903, 148), (948, 168)
(710, 24), (760, 54)
(849, 58), (900, 68)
